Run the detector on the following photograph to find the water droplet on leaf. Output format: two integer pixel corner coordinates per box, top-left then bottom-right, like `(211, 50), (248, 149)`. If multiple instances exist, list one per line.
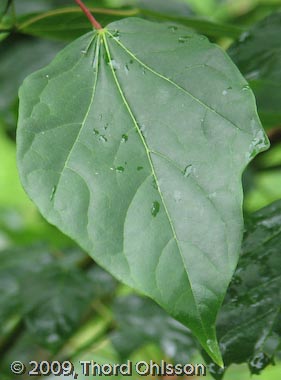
(168, 25), (178, 31)
(242, 84), (250, 91)
(109, 59), (120, 71)
(222, 90), (228, 96)
(121, 134), (128, 143)
(111, 30), (120, 40)
(137, 166), (143, 171)
(116, 166), (124, 173)
(178, 36), (191, 43)
(139, 124), (146, 137)
(174, 190), (182, 202)
(125, 64), (129, 75)
(207, 363), (225, 380)
(151, 201), (160, 217)
(183, 164), (192, 177)
(93, 129), (99, 135)
(152, 178), (158, 190)
(249, 352), (271, 374)
(50, 185), (57, 201)
(239, 31), (250, 42)
(99, 135), (107, 142)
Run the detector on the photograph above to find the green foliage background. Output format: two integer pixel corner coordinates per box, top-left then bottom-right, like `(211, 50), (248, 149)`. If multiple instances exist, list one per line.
(0, 0), (281, 379)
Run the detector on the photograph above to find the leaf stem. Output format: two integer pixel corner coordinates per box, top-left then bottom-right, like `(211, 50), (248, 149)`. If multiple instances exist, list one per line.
(75, 0), (102, 30)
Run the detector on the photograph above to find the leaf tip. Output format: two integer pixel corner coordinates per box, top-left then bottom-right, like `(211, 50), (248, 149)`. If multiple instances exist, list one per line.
(205, 338), (224, 368)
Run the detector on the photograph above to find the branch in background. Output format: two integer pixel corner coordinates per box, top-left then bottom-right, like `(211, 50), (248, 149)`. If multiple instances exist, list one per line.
(3, 0), (13, 15)
(267, 127), (281, 146)
(0, 319), (25, 359)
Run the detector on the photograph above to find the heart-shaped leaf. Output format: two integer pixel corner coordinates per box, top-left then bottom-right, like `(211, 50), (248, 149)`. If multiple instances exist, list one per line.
(17, 18), (269, 364)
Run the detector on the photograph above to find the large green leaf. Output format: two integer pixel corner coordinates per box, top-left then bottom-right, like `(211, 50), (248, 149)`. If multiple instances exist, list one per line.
(228, 12), (281, 128)
(204, 200), (281, 379)
(17, 17), (269, 364)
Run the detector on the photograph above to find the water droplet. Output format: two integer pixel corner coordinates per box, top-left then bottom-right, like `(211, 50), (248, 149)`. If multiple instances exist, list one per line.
(142, 68), (146, 75)
(124, 64), (129, 75)
(222, 90), (228, 96)
(151, 201), (160, 217)
(93, 129), (99, 135)
(178, 36), (191, 43)
(108, 59), (120, 71)
(174, 190), (182, 202)
(227, 86), (233, 90)
(129, 59), (134, 65)
(121, 134), (128, 143)
(45, 74), (49, 79)
(249, 352), (271, 375)
(137, 166), (143, 171)
(104, 123), (109, 130)
(239, 31), (250, 42)
(207, 363), (225, 380)
(207, 339), (215, 353)
(246, 70), (260, 80)
(111, 29), (120, 40)
(242, 84), (250, 91)
(50, 185), (57, 201)
(168, 25), (178, 31)
(183, 164), (192, 177)
(81, 49), (87, 55)
(232, 274), (242, 285)
(99, 114), (103, 121)
(99, 135), (107, 142)
(139, 124), (146, 137)
(247, 128), (268, 160)
(209, 192), (217, 199)
(116, 166), (124, 173)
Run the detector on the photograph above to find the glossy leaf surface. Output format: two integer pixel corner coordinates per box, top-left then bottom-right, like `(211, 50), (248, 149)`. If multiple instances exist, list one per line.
(205, 200), (281, 379)
(17, 18), (269, 364)
(228, 12), (281, 127)
(111, 295), (196, 362)
(0, 247), (95, 352)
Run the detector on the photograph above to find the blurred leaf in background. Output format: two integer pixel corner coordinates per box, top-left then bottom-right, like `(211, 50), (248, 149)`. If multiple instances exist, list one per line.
(204, 200), (281, 379)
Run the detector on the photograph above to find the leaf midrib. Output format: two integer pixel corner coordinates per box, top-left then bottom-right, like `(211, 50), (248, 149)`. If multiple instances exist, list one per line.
(103, 30), (209, 342)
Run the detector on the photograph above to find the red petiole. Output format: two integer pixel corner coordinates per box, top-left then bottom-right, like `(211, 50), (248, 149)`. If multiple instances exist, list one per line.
(75, 0), (102, 30)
